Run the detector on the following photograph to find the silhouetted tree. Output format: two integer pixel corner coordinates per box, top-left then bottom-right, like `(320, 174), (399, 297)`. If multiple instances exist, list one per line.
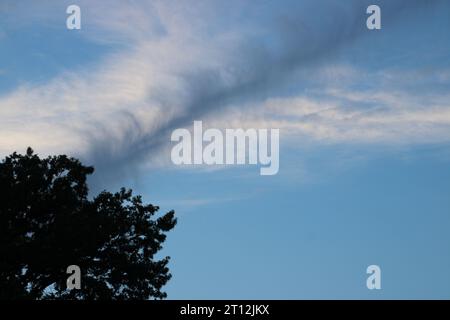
(0, 148), (176, 300)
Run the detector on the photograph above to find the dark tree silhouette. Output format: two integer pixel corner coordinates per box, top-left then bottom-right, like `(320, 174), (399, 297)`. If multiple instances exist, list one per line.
(0, 148), (176, 300)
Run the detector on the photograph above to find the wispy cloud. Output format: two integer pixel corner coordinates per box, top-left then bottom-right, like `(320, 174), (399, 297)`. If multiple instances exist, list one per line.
(158, 195), (247, 213)
(0, 0), (447, 184)
(210, 65), (450, 145)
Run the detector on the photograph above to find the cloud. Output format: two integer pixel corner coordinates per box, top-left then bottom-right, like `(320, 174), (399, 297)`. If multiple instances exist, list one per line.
(0, 0), (447, 185)
(157, 195), (247, 214)
(206, 64), (450, 143)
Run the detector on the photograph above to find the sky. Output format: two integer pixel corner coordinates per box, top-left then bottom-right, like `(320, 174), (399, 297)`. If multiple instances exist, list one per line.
(1, 0), (450, 299)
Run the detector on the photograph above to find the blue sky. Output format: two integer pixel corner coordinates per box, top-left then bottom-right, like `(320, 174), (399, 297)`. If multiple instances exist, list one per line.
(1, 0), (450, 299)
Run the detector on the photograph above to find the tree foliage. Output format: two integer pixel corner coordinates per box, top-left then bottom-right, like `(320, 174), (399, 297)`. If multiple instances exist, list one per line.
(0, 148), (176, 300)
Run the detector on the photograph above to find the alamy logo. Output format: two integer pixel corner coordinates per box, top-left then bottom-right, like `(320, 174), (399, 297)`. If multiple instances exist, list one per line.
(366, 265), (381, 290)
(171, 121), (279, 175)
(66, 5), (81, 30)
(66, 265), (81, 290)
(366, 5), (381, 30)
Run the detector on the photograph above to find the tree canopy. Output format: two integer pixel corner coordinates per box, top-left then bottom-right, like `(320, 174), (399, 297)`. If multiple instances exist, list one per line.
(0, 148), (176, 300)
